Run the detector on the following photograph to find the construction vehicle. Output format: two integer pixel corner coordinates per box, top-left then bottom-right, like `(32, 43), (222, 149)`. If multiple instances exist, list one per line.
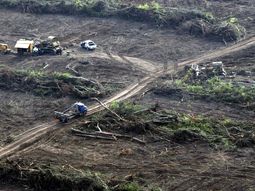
(34, 36), (62, 55)
(54, 102), (88, 123)
(0, 43), (11, 54)
(15, 39), (34, 55)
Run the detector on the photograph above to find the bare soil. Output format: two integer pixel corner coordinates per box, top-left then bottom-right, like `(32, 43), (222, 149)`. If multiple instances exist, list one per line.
(125, 0), (255, 36)
(0, 9), (223, 64)
(0, 8), (225, 146)
(0, 2), (255, 190)
(140, 46), (255, 122)
(9, 125), (255, 191)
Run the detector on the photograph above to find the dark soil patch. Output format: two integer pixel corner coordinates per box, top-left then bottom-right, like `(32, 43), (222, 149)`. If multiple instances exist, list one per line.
(0, 0), (247, 42)
(0, 9), (224, 64)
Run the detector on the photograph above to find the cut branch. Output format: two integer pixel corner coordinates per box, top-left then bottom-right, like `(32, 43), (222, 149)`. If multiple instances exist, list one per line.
(91, 97), (127, 122)
(71, 128), (145, 144)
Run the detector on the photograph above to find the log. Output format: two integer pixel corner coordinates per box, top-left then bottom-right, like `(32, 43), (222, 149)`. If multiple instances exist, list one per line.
(71, 128), (145, 144)
(66, 63), (81, 76)
(149, 110), (178, 123)
(91, 97), (127, 122)
(73, 133), (116, 141)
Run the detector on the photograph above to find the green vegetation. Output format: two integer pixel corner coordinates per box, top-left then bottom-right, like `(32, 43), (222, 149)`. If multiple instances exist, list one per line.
(137, 3), (150, 11)
(0, 160), (150, 191)
(174, 76), (255, 104)
(0, 68), (103, 98)
(137, 1), (162, 12)
(0, 0), (246, 42)
(84, 101), (255, 149)
(17, 69), (72, 80)
(0, 162), (109, 191)
(214, 17), (246, 41)
(110, 101), (143, 118)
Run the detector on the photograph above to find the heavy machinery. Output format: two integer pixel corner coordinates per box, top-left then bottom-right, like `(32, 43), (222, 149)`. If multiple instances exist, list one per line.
(0, 43), (11, 54)
(34, 36), (63, 55)
(54, 102), (88, 123)
(15, 39), (34, 55)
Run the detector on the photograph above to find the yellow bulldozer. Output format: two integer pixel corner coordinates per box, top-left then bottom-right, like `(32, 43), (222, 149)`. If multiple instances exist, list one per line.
(0, 43), (11, 54)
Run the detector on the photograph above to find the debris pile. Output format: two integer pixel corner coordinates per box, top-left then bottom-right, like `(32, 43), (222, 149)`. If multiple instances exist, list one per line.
(183, 61), (227, 82)
(0, 161), (108, 191)
(0, 68), (103, 98)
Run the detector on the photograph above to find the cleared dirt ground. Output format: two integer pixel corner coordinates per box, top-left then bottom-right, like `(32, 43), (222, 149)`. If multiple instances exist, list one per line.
(0, 9), (224, 144)
(138, 47), (255, 122)
(125, 0), (255, 36)
(0, 9), (223, 64)
(4, 38), (254, 190)
(8, 129), (255, 190)
(0, 1), (255, 190)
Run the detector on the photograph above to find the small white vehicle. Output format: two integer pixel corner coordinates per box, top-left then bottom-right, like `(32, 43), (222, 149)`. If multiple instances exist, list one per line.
(80, 40), (97, 50)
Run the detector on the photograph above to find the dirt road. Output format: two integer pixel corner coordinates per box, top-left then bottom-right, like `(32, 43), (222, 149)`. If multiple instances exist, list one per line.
(80, 50), (159, 73)
(0, 36), (254, 160)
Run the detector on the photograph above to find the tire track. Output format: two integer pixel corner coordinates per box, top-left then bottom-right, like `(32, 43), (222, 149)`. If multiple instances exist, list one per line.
(0, 36), (254, 160)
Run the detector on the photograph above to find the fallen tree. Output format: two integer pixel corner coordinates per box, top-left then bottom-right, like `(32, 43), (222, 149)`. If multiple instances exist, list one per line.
(71, 127), (146, 144)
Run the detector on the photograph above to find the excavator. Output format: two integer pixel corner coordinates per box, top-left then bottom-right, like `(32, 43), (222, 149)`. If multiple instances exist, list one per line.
(54, 102), (88, 123)
(34, 36), (62, 55)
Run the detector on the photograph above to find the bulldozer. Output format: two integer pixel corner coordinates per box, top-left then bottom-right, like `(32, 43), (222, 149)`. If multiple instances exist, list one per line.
(0, 43), (11, 54)
(34, 36), (62, 55)
(54, 102), (88, 123)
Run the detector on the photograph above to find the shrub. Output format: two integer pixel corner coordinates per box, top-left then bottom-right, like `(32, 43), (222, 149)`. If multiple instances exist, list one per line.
(110, 101), (142, 117)
(173, 75), (255, 104)
(212, 19), (246, 41)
